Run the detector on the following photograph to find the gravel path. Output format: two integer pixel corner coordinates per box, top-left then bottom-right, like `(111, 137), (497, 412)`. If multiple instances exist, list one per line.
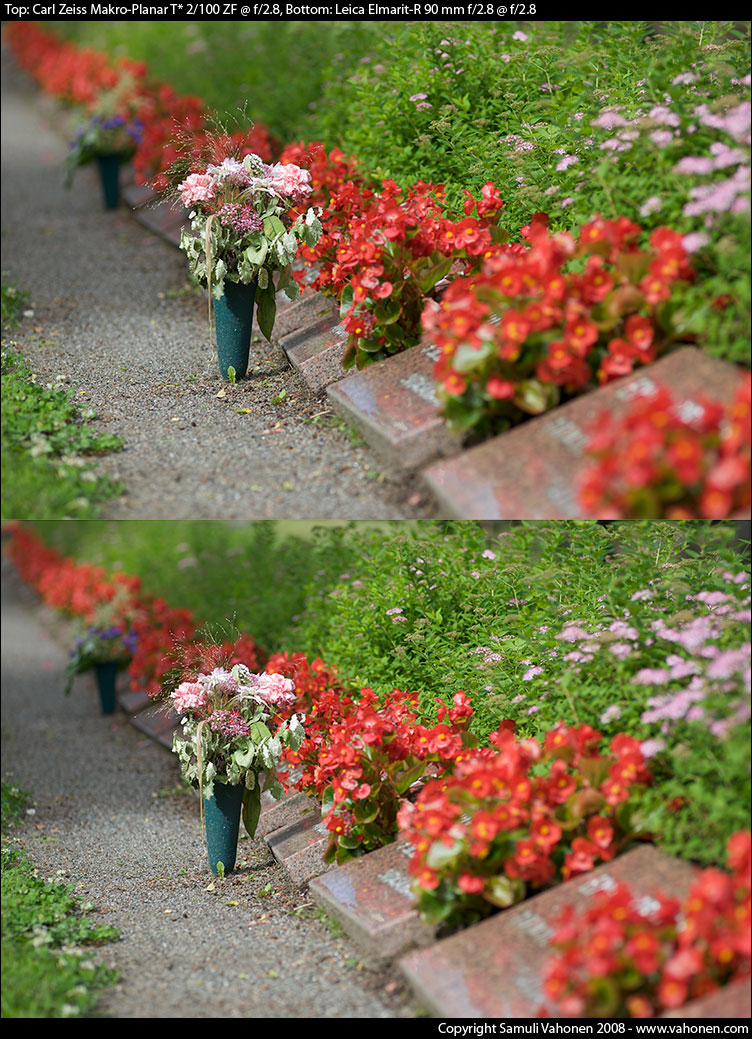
(1, 47), (431, 521)
(1, 552), (417, 1019)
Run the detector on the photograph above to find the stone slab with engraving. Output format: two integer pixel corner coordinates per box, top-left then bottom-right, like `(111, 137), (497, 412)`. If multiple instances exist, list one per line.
(309, 837), (434, 963)
(399, 844), (697, 1018)
(421, 347), (747, 519)
(275, 292), (338, 346)
(283, 323), (351, 395)
(256, 789), (318, 839)
(266, 807), (333, 886)
(327, 343), (462, 471)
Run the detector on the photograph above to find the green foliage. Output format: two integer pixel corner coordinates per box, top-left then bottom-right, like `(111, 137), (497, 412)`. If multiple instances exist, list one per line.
(1, 346), (124, 519)
(1, 782), (32, 830)
(1, 784), (119, 1018)
(2, 283), (30, 330)
(51, 19), (383, 143)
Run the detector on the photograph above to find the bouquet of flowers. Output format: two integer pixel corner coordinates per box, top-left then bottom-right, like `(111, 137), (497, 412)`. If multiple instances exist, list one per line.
(65, 113), (144, 187)
(168, 664), (305, 838)
(64, 622), (139, 695)
(176, 151), (323, 341)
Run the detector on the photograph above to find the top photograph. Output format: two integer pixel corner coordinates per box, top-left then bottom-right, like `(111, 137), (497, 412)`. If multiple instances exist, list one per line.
(1, 17), (750, 521)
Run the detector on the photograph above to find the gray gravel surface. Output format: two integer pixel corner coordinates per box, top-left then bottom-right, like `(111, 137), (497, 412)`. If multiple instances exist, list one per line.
(1, 555), (417, 1018)
(1, 47), (433, 521)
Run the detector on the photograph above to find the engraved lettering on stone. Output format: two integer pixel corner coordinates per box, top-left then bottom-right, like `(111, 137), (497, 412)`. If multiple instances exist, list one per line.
(546, 482), (579, 513)
(615, 375), (656, 402)
(378, 868), (413, 898)
(512, 908), (555, 945)
(512, 970), (545, 1004)
(421, 343), (442, 363)
(632, 894), (662, 917)
(314, 822), (329, 836)
(676, 399), (705, 424)
(399, 842), (414, 859)
(401, 373), (440, 406)
(546, 415), (589, 452)
(332, 323), (348, 340)
(579, 872), (618, 896)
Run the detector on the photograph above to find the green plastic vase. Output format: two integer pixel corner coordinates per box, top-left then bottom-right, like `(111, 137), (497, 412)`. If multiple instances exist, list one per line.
(213, 280), (257, 381)
(93, 661), (118, 714)
(204, 782), (244, 875)
(97, 154), (121, 210)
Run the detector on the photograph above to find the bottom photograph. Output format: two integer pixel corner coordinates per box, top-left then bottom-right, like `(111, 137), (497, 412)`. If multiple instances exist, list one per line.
(1, 519), (750, 1022)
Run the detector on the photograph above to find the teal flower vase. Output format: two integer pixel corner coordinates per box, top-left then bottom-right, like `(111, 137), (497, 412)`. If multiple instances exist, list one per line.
(93, 661), (118, 715)
(97, 154), (121, 210)
(204, 782), (244, 875)
(213, 281), (257, 381)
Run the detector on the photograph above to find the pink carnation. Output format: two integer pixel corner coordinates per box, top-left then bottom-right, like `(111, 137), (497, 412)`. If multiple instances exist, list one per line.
(178, 172), (216, 207)
(171, 681), (208, 714)
(266, 162), (312, 198)
(256, 672), (296, 708)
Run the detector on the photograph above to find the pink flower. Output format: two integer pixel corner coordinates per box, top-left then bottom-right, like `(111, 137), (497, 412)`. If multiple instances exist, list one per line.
(171, 681), (208, 714)
(512, 31), (528, 41)
(255, 672), (296, 708)
(267, 162), (312, 198)
(178, 173), (216, 207)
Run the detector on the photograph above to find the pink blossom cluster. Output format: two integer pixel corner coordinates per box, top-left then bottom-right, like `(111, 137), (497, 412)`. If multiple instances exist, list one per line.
(171, 680), (209, 714)
(177, 154), (312, 212)
(254, 671), (296, 709)
(208, 709), (252, 740)
(218, 202), (263, 236)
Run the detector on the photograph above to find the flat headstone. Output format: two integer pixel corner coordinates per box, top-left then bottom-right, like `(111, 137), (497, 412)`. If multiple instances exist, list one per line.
(256, 789), (318, 839)
(663, 976), (751, 1018)
(266, 807), (333, 886)
(421, 347), (747, 519)
(327, 342), (462, 471)
(130, 706), (180, 748)
(309, 837), (434, 963)
(275, 291), (338, 345)
(284, 323), (351, 394)
(399, 844), (697, 1019)
(118, 689), (153, 715)
(122, 182), (157, 209)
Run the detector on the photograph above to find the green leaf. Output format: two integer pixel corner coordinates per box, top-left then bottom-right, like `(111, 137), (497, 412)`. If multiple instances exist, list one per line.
(483, 874), (523, 908)
(242, 784), (262, 839)
(263, 215), (286, 239)
(373, 298), (402, 325)
(395, 761), (427, 796)
(244, 239), (268, 266)
(417, 256), (453, 295)
(256, 285), (277, 342)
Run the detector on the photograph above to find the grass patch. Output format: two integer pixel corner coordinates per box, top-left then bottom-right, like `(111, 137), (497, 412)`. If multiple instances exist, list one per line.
(1, 283), (30, 329)
(1, 781), (120, 1018)
(1, 343), (124, 519)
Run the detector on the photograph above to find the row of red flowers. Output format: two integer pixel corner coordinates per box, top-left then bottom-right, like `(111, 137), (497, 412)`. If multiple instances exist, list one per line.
(4, 521), (750, 1017)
